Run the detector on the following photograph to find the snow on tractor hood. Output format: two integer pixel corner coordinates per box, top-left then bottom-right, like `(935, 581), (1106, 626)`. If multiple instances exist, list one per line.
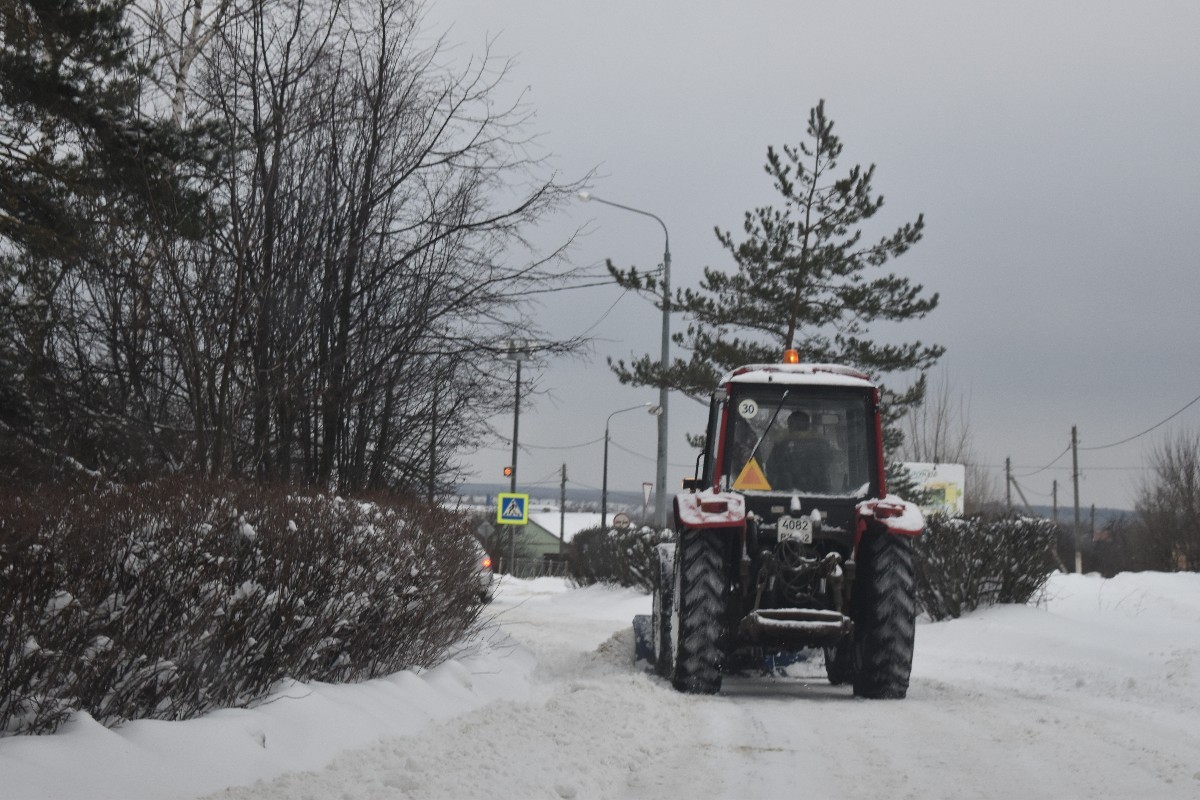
(722, 363), (876, 390)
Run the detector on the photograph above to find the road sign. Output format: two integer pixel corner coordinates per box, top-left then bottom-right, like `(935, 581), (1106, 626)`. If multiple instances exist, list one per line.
(612, 512), (632, 530)
(496, 493), (529, 525)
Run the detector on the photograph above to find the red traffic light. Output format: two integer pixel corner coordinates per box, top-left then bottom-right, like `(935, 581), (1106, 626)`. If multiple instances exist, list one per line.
(503, 466), (513, 477)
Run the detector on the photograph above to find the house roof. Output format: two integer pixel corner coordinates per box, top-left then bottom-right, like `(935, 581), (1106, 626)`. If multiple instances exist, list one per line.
(526, 510), (604, 544)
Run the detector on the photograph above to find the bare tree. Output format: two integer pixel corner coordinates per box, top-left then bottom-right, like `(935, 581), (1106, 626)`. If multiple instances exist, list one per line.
(158, 0), (585, 491)
(133, 0), (242, 125)
(1, 0), (219, 478)
(1135, 430), (1200, 571)
(898, 369), (1001, 514)
(2, 0), (588, 495)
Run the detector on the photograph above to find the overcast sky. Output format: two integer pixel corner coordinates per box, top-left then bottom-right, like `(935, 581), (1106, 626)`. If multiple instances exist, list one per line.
(423, 0), (1200, 512)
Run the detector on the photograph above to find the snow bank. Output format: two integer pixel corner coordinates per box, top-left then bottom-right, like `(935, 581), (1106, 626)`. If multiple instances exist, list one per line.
(0, 617), (536, 800)
(5, 573), (1200, 799)
(916, 570), (1200, 738)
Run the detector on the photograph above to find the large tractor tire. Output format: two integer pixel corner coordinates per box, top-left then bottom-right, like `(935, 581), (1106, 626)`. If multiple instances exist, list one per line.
(652, 543), (676, 679)
(852, 531), (917, 699)
(671, 529), (728, 694)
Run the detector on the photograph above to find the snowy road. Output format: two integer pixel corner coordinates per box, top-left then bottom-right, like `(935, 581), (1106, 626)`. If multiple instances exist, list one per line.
(203, 574), (1200, 800)
(6, 573), (1200, 799)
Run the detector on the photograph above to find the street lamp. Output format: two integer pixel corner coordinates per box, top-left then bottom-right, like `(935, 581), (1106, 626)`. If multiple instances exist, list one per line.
(602, 403), (662, 529)
(578, 191), (672, 529)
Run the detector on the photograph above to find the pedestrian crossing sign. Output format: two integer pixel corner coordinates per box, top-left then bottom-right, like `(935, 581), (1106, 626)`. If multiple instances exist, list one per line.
(496, 493), (529, 525)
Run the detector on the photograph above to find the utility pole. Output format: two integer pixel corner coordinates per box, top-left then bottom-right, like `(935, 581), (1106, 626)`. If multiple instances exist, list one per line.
(559, 464), (567, 556)
(1090, 504), (1096, 550)
(1050, 478), (1067, 574)
(510, 356), (521, 495)
(1005, 457), (1012, 510)
(505, 341), (528, 573)
(510, 356), (520, 571)
(1072, 425), (1082, 574)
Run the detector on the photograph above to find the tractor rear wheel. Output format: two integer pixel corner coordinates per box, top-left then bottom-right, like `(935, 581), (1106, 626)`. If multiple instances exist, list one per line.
(852, 531), (917, 699)
(671, 529), (727, 694)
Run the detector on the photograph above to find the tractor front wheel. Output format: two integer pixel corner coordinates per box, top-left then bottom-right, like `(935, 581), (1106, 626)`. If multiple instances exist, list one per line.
(824, 640), (855, 685)
(652, 543), (676, 679)
(671, 529), (728, 694)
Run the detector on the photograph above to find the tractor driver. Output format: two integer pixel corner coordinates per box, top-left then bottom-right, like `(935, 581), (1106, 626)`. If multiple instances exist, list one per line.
(766, 410), (834, 492)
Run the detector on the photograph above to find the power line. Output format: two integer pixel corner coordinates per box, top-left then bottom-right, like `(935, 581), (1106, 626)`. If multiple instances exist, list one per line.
(528, 467), (564, 487)
(1080, 390), (1200, 451)
(1011, 444), (1071, 479)
(495, 434), (606, 451)
(972, 462), (1148, 473)
(572, 288), (630, 339)
(1013, 481), (1054, 499)
(608, 437), (694, 469)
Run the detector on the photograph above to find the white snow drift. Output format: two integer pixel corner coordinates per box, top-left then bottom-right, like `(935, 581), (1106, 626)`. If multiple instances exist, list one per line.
(3, 572), (1199, 799)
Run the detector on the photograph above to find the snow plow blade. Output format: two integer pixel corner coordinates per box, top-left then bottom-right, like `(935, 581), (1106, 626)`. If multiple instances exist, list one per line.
(632, 614), (654, 663)
(738, 608), (852, 647)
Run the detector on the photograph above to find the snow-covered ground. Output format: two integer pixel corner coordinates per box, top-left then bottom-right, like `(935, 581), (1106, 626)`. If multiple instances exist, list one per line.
(4, 572), (1200, 799)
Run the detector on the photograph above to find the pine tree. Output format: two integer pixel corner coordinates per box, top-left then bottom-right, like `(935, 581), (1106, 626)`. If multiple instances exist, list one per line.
(1, 0), (217, 478)
(609, 100), (943, 429)
(0, 0), (211, 261)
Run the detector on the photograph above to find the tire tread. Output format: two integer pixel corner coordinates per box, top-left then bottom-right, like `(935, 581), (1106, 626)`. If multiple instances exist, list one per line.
(853, 532), (917, 699)
(672, 530), (726, 694)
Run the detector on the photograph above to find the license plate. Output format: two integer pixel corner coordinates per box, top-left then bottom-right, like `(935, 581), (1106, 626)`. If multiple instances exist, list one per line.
(777, 515), (813, 543)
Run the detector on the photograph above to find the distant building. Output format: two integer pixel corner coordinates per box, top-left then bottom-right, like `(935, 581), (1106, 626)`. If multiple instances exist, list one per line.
(904, 462), (966, 516)
(461, 501), (605, 575)
(522, 508), (605, 560)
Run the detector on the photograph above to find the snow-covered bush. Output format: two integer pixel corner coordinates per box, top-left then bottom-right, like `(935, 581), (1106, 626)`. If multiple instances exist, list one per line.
(0, 481), (484, 736)
(913, 513), (1059, 621)
(569, 525), (672, 591)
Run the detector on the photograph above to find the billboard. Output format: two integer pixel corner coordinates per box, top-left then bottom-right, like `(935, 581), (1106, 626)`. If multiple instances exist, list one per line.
(904, 462), (966, 516)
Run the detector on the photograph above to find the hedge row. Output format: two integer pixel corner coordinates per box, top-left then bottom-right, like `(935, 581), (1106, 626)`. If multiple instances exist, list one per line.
(569, 525), (672, 591)
(567, 514), (1059, 624)
(1, 481), (484, 736)
(913, 513), (1060, 621)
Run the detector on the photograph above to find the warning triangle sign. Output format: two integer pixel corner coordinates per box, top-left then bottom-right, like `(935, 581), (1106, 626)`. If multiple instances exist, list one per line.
(733, 457), (772, 491)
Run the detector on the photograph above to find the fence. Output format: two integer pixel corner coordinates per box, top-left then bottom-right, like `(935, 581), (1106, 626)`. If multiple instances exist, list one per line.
(498, 557), (571, 580)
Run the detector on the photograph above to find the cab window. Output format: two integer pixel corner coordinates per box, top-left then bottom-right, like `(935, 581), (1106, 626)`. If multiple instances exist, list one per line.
(722, 387), (873, 497)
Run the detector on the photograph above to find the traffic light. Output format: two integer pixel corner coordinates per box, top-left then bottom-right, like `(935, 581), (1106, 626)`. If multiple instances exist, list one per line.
(503, 466), (513, 478)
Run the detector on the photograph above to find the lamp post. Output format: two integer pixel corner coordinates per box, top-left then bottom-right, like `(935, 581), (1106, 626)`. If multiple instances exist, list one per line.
(602, 403), (661, 529)
(578, 191), (672, 529)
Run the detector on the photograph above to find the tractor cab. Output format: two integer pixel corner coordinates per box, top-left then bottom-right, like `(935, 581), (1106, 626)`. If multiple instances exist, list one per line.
(690, 354), (887, 552)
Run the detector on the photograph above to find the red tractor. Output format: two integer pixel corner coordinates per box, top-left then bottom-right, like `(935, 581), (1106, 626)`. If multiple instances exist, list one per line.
(636, 353), (924, 698)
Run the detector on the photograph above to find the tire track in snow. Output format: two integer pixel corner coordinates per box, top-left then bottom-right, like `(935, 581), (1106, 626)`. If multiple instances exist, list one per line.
(201, 575), (1200, 799)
